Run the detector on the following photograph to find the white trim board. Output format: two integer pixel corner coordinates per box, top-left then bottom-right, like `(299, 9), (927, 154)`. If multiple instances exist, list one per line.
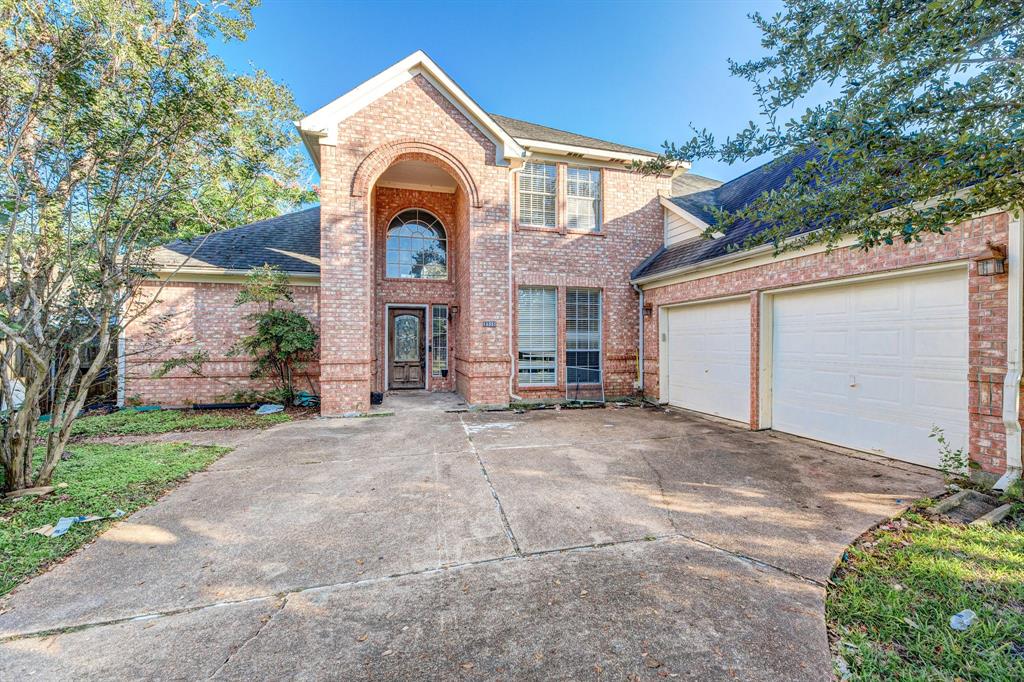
(296, 51), (524, 170)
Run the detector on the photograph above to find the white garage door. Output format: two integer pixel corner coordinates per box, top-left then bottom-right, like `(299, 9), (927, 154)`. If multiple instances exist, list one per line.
(665, 298), (750, 422)
(771, 269), (968, 468)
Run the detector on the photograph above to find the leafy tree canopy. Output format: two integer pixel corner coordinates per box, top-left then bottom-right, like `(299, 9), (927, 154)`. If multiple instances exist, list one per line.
(0, 0), (313, 491)
(641, 0), (1024, 252)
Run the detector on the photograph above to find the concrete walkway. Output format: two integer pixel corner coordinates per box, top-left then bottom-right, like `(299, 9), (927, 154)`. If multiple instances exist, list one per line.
(0, 393), (942, 680)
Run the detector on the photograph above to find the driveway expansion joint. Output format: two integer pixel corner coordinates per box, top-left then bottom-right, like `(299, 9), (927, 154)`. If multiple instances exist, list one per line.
(0, 527), (826, 643)
(207, 594), (288, 680)
(458, 413), (523, 556)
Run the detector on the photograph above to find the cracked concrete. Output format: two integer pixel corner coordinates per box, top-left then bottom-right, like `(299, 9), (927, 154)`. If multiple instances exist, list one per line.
(0, 392), (942, 680)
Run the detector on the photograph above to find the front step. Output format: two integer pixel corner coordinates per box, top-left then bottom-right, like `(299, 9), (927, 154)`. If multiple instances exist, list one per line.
(927, 489), (1007, 525)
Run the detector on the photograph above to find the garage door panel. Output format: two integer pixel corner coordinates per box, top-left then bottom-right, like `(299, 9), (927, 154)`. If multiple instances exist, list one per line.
(665, 299), (750, 423)
(771, 269), (968, 468)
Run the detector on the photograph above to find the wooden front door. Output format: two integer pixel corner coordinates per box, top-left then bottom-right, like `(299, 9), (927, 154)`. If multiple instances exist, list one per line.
(388, 308), (425, 389)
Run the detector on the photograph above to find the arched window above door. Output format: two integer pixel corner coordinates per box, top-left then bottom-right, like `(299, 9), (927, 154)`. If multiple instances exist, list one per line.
(386, 209), (447, 280)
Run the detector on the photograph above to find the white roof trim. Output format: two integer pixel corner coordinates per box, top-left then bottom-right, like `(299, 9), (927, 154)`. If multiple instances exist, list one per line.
(296, 50), (525, 170)
(660, 195), (710, 231)
(515, 138), (661, 164)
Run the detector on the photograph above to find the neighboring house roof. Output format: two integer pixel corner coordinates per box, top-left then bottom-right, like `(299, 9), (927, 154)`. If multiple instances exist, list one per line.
(489, 114), (659, 158)
(670, 172), (723, 197)
(633, 149), (820, 281)
(151, 207), (321, 274)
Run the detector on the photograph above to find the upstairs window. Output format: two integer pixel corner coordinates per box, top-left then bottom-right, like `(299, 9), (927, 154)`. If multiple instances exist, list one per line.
(566, 288), (601, 384)
(567, 167), (601, 232)
(518, 287), (557, 385)
(518, 162), (557, 228)
(386, 209), (447, 279)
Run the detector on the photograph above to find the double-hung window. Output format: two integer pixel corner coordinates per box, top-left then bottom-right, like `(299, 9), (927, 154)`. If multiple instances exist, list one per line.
(431, 305), (448, 376)
(517, 287), (557, 385)
(567, 167), (601, 232)
(518, 162), (557, 228)
(566, 288), (601, 385)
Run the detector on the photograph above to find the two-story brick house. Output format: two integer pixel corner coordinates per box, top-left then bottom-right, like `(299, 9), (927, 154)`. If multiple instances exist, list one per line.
(126, 51), (1021, 485)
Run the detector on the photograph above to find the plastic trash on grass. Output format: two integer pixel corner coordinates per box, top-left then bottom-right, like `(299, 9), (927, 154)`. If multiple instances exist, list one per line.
(30, 509), (126, 538)
(950, 609), (978, 631)
(255, 404), (284, 415)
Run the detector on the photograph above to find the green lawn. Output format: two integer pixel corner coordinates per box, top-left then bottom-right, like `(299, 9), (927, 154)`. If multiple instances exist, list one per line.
(0, 442), (229, 596)
(66, 407), (291, 438)
(827, 509), (1024, 681)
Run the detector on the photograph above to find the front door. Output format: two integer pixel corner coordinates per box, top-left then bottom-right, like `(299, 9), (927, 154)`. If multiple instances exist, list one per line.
(388, 308), (425, 389)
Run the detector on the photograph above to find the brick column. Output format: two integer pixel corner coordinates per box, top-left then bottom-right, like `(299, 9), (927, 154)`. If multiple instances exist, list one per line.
(319, 144), (372, 414)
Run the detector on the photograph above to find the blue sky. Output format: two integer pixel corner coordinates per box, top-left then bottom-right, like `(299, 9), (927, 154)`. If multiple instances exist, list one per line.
(212, 0), (785, 183)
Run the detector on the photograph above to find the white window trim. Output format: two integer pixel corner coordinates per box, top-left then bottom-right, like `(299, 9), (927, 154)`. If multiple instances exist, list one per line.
(566, 166), (602, 233)
(518, 162), (558, 229)
(517, 286), (558, 387)
(565, 288), (602, 385)
(431, 304), (448, 377)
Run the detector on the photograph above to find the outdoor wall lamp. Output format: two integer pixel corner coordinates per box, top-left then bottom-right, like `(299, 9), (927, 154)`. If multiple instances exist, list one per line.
(975, 241), (1007, 276)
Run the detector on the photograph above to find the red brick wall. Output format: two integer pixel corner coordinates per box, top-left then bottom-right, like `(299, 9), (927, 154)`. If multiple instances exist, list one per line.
(642, 211), (1013, 474)
(124, 280), (320, 406)
(319, 74), (512, 413)
(510, 164), (670, 400)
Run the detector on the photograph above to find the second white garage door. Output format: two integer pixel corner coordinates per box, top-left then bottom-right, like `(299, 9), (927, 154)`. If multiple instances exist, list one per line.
(665, 298), (750, 422)
(770, 269), (969, 468)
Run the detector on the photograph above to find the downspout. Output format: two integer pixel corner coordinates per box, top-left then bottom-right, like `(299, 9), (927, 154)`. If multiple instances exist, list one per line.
(632, 283), (644, 395)
(996, 207), (1023, 490)
(508, 161), (526, 402)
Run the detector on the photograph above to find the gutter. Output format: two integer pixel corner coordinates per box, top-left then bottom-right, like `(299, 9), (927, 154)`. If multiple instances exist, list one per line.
(631, 242), (778, 288)
(508, 161), (526, 402)
(997, 207), (1024, 490)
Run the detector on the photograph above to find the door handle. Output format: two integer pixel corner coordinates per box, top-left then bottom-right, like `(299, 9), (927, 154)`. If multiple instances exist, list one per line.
(849, 374), (857, 388)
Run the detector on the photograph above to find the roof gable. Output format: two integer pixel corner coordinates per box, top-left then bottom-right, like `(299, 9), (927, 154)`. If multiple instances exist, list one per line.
(296, 51), (524, 170)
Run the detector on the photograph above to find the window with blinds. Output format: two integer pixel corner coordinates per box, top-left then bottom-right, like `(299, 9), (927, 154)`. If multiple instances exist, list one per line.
(567, 167), (601, 232)
(431, 305), (448, 376)
(518, 162), (557, 228)
(517, 287), (557, 385)
(566, 288), (601, 385)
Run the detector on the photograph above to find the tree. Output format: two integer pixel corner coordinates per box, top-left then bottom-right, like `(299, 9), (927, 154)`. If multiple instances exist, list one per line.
(229, 265), (317, 404)
(0, 0), (313, 492)
(642, 1), (1024, 252)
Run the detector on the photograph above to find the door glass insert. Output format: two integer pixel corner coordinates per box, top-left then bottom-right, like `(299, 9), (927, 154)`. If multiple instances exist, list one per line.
(394, 315), (420, 361)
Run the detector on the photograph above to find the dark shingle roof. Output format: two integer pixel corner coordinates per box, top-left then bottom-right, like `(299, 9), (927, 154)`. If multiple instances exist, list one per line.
(490, 113), (658, 157)
(152, 207), (320, 274)
(633, 150), (821, 280)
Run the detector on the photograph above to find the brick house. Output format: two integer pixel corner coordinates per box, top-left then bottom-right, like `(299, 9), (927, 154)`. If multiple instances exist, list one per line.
(125, 51), (1022, 485)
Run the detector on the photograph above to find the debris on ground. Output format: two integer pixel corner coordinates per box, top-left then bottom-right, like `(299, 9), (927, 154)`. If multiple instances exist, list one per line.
(3, 486), (54, 500)
(949, 609), (978, 631)
(293, 391), (320, 408)
(255, 403), (284, 415)
(30, 509), (126, 538)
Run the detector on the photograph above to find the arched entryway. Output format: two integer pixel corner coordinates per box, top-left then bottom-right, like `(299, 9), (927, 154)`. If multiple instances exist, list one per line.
(366, 150), (472, 397)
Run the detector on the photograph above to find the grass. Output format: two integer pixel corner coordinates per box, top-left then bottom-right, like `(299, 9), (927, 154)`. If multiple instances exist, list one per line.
(0, 442), (229, 596)
(827, 508), (1024, 680)
(65, 407), (292, 438)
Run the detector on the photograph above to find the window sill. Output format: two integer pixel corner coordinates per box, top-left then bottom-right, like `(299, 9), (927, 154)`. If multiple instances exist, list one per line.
(565, 229), (604, 237)
(381, 276), (452, 284)
(516, 384), (559, 391)
(516, 224), (559, 233)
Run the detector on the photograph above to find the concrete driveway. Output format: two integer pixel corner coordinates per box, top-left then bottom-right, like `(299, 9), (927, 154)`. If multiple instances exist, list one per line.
(0, 393), (941, 680)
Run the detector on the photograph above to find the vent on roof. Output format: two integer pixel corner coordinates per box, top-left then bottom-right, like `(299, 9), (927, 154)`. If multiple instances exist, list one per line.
(566, 152), (584, 159)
